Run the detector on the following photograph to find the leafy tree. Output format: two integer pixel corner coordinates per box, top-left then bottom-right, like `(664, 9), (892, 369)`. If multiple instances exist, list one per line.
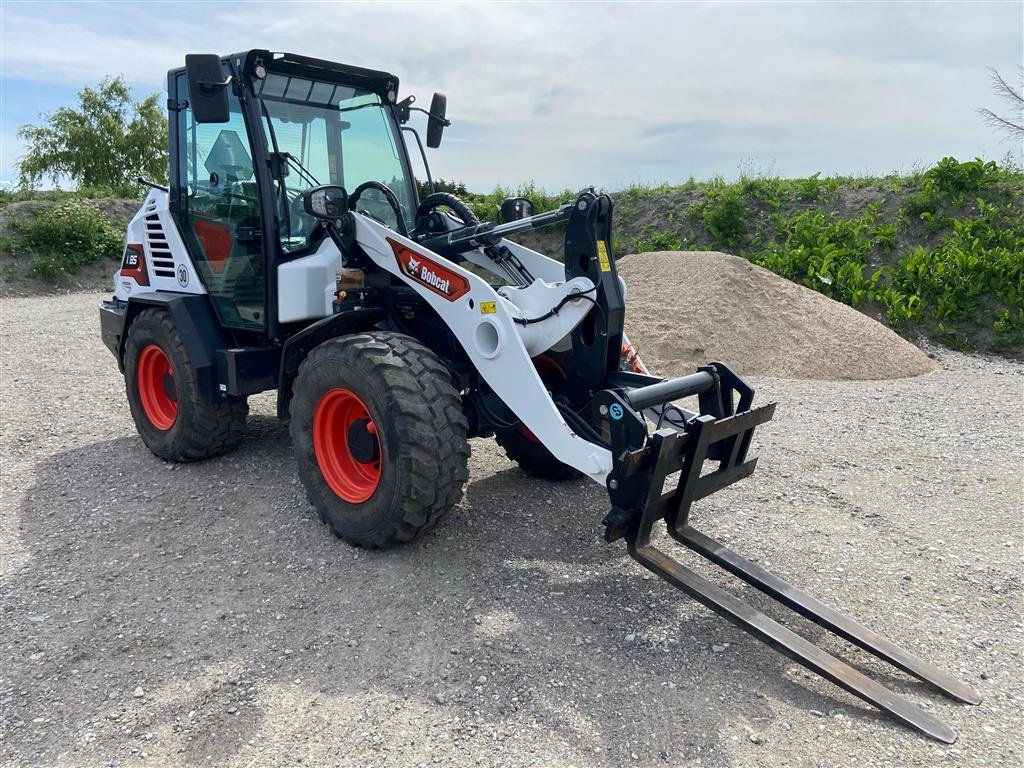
(17, 77), (167, 194)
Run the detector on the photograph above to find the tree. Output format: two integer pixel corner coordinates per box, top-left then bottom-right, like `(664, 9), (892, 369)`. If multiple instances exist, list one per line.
(17, 77), (168, 193)
(978, 67), (1024, 140)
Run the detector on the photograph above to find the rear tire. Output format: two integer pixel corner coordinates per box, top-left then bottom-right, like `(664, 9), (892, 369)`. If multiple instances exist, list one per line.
(124, 309), (248, 462)
(494, 428), (580, 481)
(494, 352), (580, 481)
(290, 332), (470, 548)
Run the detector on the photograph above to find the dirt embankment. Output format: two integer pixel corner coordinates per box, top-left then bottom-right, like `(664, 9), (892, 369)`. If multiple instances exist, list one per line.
(0, 199), (141, 298)
(619, 251), (936, 380)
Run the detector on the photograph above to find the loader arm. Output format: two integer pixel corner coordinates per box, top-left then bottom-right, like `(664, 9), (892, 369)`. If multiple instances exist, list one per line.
(350, 211), (615, 481)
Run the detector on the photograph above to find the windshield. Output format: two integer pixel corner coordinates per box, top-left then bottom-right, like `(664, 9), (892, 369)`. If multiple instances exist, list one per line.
(255, 72), (416, 254)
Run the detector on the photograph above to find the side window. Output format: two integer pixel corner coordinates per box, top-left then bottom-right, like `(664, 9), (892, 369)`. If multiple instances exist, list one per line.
(175, 73), (265, 330)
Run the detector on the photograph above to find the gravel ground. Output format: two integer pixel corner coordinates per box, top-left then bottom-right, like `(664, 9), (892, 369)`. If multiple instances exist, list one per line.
(1, 292), (1021, 768)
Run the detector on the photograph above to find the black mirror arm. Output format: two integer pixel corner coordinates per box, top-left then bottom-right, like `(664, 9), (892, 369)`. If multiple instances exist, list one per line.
(197, 75), (233, 94)
(409, 105), (450, 127)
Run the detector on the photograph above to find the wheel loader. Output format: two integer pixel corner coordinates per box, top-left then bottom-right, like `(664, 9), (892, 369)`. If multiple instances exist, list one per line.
(99, 50), (979, 742)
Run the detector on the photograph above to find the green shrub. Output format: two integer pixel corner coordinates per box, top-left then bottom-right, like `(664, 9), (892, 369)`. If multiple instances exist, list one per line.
(797, 172), (823, 201)
(902, 187), (944, 219)
(633, 230), (681, 252)
(702, 186), (746, 248)
(740, 176), (786, 209)
(993, 308), (1024, 351)
(11, 198), (123, 277)
(754, 209), (880, 306)
(884, 197), (1024, 334)
(924, 157), (1001, 204)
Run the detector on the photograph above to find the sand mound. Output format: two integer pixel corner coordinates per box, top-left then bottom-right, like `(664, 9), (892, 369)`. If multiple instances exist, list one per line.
(618, 251), (935, 380)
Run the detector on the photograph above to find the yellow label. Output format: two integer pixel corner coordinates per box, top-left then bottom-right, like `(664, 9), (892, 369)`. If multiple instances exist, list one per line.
(596, 240), (611, 272)
(480, 301), (497, 314)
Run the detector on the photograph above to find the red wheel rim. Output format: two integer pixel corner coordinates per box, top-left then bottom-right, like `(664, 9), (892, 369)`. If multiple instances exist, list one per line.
(313, 388), (382, 503)
(137, 344), (178, 430)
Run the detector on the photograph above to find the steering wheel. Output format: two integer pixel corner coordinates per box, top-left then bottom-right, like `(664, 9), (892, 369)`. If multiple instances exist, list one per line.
(415, 192), (480, 236)
(348, 181), (408, 236)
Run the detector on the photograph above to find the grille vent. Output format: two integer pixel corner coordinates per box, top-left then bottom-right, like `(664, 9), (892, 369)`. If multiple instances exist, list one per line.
(144, 202), (176, 278)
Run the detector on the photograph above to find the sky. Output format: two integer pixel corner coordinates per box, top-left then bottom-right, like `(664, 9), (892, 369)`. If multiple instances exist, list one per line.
(1, 1), (1021, 192)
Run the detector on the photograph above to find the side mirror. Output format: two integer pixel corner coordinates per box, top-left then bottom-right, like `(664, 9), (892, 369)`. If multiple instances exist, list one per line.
(499, 197), (534, 223)
(426, 92), (448, 148)
(303, 185), (349, 219)
(185, 54), (231, 124)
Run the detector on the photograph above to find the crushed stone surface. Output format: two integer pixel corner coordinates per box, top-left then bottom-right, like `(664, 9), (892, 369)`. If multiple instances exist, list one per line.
(1, 292), (1021, 768)
(619, 251), (937, 380)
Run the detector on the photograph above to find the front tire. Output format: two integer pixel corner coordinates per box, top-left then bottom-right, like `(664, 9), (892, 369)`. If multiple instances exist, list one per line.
(124, 309), (248, 462)
(290, 332), (470, 548)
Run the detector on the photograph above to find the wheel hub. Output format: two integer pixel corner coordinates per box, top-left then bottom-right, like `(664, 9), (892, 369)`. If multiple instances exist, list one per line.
(346, 418), (380, 463)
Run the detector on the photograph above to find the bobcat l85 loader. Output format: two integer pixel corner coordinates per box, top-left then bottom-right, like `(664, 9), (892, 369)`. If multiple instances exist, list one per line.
(99, 50), (978, 742)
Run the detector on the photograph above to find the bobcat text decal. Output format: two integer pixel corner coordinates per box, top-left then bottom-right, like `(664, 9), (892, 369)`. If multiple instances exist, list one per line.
(388, 239), (470, 301)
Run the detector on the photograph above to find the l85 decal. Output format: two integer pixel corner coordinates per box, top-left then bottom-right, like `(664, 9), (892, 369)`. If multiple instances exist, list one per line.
(388, 238), (470, 301)
(119, 243), (149, 286)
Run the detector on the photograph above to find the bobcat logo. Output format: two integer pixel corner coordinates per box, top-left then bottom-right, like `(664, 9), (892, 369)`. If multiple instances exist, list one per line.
(389, 239), (470, 302)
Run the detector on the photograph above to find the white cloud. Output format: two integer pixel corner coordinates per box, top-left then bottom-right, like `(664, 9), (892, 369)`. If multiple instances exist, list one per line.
(1, 1), (1021, 189)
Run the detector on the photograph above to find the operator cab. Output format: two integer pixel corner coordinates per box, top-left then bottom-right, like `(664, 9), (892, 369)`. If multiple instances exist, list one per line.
(168, 49), (442, 336)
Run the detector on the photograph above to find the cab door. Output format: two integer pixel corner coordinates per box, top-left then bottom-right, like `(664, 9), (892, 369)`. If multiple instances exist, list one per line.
(170, 71), (266, 331)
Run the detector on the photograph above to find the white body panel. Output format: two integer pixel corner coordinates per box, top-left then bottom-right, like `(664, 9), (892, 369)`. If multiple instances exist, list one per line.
(277, 238), (344, 322)
(113, 190), (205, 300)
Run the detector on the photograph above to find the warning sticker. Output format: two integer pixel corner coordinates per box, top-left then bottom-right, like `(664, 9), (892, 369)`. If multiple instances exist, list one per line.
(596, 240), (611, 272)
(480, 301), (497, 314)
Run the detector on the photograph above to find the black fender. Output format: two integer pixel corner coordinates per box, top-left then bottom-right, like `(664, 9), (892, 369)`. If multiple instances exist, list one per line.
(276, 307), (386, 419)
(110, 292), (231, 404)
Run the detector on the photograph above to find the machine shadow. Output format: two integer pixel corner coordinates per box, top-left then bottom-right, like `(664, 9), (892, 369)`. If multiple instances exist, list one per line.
(8, 431), (909, 766)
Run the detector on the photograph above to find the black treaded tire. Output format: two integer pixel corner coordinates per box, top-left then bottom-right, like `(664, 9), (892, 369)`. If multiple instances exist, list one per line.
(290, 331), (470, 549)
(494, 428), (580, 481)
(493, 350), (580, 481)
(124, 308), (248, 462)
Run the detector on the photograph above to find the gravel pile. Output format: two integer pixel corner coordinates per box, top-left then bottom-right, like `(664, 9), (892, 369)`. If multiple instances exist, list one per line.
(619, 251), (936, 380)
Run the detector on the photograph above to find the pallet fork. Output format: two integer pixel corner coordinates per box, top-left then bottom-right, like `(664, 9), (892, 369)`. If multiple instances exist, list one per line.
(595, 366), (980, 743)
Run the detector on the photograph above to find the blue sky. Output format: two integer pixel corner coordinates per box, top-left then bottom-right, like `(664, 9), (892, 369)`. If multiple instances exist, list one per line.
(1, 1), (1021, 192)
